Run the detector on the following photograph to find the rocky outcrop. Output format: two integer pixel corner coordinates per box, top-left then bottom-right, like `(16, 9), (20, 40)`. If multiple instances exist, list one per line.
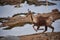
(19, 32), (60, 40)
(0, 0), (56, 6)
(0, 32), (60, 40)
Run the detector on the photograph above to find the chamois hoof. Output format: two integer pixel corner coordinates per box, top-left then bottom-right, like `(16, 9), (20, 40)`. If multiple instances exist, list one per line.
(42, 31), (46, 33)
(34, 29), (37, 32)
(52, 30), (54, 33)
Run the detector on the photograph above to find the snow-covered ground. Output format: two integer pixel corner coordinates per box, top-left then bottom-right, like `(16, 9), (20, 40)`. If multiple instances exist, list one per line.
(0, 1), (60, 36)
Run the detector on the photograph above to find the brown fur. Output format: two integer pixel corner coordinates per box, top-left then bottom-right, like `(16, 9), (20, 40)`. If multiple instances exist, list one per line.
(32, 9), (60, 32)
(32, 15), (54, 33)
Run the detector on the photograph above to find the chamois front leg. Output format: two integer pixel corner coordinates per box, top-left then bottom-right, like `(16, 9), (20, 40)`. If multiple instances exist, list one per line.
(42, 26), (47, 33)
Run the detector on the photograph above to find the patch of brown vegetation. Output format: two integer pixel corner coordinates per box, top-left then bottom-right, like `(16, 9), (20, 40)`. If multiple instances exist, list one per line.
(19, 32), (60, 40)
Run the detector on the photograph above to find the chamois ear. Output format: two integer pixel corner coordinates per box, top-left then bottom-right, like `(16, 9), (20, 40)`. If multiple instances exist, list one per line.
(28, 9), (31, 13)
(27, 9), (32, 15)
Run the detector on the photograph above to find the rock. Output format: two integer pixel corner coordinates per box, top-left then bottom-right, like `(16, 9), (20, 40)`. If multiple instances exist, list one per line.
(19, 32), (60, 40)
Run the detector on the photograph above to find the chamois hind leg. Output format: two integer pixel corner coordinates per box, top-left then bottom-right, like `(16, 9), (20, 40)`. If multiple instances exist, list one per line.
(33, 25), (44, 32)
(48, 25), (54, 32)
(42, 26), (47, 33)
(33, 24), (37, 32)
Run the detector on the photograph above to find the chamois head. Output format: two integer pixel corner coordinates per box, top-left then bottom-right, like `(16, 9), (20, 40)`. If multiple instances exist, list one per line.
(52, 9), (60, 14)
(26, 9), (35, 17)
